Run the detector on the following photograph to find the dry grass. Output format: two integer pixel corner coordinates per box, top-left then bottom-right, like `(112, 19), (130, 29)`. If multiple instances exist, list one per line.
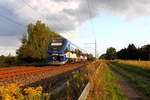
(115, 60), (150, 69)
(87, 61), (127, 100)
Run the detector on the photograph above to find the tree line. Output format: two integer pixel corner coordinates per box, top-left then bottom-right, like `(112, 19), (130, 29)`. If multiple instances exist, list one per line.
(99, 44), (150, 60)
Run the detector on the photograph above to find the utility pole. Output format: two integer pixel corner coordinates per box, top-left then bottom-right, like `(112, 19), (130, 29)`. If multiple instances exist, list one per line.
(85, 40), (97, 59)
(95, 40), (96, 58)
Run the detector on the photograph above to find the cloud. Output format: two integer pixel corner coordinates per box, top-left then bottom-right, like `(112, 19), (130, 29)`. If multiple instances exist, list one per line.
(60, 31), (80, 40)
(1, 0), (150, 33)
(0, 47), (17, 56)
(1, 0), (150, 55)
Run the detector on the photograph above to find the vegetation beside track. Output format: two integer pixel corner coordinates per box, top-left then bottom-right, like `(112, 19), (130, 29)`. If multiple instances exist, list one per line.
(0, 63), (87, 100)
(108, 62), (150, 99)
(49, 69), (88, 100)
(0, 83), (49, 100)
(87, 61), (127, 100)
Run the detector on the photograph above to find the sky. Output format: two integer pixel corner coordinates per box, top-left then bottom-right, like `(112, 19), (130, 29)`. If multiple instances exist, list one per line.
(0, 0), (150, 57)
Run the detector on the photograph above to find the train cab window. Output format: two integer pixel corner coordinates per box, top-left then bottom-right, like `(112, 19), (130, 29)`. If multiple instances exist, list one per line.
(51, 42), (62, 46)
(49, 38), (66, 52)
(65, 45), (70, 53)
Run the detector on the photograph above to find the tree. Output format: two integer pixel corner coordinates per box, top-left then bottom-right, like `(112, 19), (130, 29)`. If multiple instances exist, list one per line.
(87, 53), (95, 61)
(140, 45), (150, 60)
(106, 47), (117, 60)
(16, 20), (61, 62)
(126, 44), (138, 60)
(117, 48), (128, 59)
(99, 53), (107, 59)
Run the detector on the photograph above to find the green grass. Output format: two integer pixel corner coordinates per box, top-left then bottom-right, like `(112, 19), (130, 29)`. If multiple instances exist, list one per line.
(103, 67), (127, 100)
(108, 62), (150, 99)
(113, 62), (150, 79)
(88, 63), (127, 100)
(0, 65), (12, 67)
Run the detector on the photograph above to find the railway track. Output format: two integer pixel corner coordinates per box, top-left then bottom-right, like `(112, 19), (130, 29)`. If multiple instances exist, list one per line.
(0, 62), (87, 83)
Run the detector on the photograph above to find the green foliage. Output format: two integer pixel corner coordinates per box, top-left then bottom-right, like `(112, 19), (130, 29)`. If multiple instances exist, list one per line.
(99, 53), (107, 59)
(100, 44), (150, 60)
(16, 20), (61, 62)
(87, 53), (95, 61)
(100, 47), (117, 60)
(106, 47), (117, 60)
(0, 55), (20, 66)
(117, 44), (150, 60)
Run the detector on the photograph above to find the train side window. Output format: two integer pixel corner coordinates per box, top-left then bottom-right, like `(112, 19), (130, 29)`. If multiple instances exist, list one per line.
(65, 44), (70, 53)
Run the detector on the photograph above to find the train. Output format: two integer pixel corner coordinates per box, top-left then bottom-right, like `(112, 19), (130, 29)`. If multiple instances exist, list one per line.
(47, 38), (87, 65)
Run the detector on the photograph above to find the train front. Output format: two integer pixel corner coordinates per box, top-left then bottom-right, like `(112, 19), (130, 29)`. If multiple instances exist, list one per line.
(47, 38), (67, 65)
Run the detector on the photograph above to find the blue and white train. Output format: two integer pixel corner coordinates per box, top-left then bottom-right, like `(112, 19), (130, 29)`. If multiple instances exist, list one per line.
(47, 38), (87, 65)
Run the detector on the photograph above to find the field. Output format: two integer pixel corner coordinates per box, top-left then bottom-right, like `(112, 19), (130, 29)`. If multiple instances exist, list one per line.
(116, 60), (150, 69)
(0, 60), (150, 100)
(108, 60), (150, 100)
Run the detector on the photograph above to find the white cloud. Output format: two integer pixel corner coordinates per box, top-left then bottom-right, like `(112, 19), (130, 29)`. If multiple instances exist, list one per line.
(60, 31), (79, 40)
(0, 47), (17, 56)
(1, 0), (150, 55)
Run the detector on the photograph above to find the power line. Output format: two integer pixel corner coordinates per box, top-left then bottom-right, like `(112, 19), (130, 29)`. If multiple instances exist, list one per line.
(0, 14), (25, 28)
(86, 0), (96, 39)
(85, 0), (97, 58)
(0, 5), (28, 35)
(22, 0), (69, 35)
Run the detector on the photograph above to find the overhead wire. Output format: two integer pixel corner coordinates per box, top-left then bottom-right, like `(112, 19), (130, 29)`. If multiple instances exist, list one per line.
(1, 0), (92, 54)
(66, 0), (89, 53)
(22, 0), (88, 52)
(86, 0), (96, 40)
(22, 0), (70, 37)
(0, 6), (28, 35)
(85, 0), (98, 57)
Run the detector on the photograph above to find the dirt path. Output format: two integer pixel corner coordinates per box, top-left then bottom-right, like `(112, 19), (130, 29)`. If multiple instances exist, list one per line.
(113, 72), (147, 100)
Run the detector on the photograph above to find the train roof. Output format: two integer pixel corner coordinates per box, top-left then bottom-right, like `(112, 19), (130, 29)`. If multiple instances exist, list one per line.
(50, 37), (87, 53)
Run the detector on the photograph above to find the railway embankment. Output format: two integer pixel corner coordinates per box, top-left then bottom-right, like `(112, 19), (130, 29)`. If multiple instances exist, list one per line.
(0, 62), (87, 86)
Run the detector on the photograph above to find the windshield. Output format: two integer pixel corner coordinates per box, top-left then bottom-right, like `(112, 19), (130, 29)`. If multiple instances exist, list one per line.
(49, 38), (66, 52)
(51, 42), (62, 46)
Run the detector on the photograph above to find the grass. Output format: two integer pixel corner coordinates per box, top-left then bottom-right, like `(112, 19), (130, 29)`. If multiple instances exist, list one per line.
(111, 62), (150, 80)
(0, 65), (11, 67)
(108, 62), (150, 99)
(87, 62), (127, 100)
